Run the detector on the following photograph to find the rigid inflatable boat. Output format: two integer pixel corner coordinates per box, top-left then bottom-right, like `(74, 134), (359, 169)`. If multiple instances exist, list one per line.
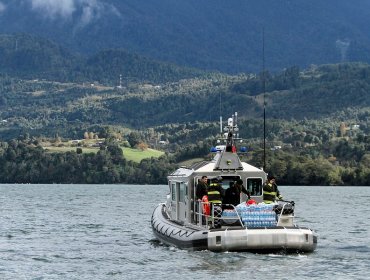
(151, 113), (317, 253)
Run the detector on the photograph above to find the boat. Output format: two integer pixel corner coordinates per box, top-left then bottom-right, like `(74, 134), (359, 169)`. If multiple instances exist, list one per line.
(151, 113), (318, 253)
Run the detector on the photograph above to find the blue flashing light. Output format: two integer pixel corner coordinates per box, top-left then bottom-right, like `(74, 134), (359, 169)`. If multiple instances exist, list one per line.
(210, 147), (217, 153)
(240, 146), (247, 153)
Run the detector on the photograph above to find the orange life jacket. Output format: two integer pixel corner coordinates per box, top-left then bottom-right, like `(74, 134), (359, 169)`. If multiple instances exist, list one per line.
(202, 195), (210, 216)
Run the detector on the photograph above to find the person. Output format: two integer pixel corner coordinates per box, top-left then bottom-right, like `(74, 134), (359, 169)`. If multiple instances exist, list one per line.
(223, 179), (251, 209)
(235, 179), (251, 200)
(196, 176), (208, 200)
(207, 177), (224, 203)
(263, 175), (283, 204)
(207, 177), (225, 228)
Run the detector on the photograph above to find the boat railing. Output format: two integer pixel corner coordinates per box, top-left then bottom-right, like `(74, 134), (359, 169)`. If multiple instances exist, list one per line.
(195, 200), (296, 229)
(218, 204), (244, 227)
(195, 201), (244, 229)
(275, 200), (295, 226)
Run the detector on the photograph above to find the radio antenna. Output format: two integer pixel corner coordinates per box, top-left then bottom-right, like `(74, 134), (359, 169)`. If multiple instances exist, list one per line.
(262, 27), (266, 171)
(219, 91), (222, 134)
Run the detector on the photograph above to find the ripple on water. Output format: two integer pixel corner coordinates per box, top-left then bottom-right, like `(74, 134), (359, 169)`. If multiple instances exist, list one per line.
(338, 245), (370, 253)
(0, 184), (370, 280)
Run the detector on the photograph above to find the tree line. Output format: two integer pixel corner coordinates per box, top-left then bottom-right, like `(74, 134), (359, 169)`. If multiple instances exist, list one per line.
(0, 139), (174, 184)
(0, 130), (369, 185)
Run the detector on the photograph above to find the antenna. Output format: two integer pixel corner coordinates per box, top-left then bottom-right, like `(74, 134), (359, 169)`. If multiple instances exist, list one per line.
(262, 27), (266, 171)
(219, 91), (222, 134)
(118, 74), (122, 89)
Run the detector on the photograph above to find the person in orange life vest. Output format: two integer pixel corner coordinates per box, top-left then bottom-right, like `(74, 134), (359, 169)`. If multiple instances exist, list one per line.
(196, 176), (209, 224)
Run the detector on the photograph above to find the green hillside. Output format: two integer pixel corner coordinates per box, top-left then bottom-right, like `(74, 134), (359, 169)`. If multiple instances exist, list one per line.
(0, 35), (369, 185)
(0, 34), (205, 85)
(1, 58), (370, 140)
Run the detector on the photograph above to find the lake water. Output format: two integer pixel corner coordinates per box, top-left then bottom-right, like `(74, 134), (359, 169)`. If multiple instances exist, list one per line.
(0, 184), (369, 280)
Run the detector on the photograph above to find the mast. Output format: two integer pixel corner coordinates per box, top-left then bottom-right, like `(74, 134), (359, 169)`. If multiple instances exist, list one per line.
(219, 91), (222, 135)
(262, 27), (266, 171)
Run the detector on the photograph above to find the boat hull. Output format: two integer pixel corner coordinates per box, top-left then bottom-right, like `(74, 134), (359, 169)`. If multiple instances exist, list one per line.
(151, 204), (317, 253)
(151, 204), (208, 250)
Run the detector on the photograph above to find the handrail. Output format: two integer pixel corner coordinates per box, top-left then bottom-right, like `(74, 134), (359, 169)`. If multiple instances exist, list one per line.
(277, 203), (287, 225)
(195, 201), (244, 228)
(276, 200), (295, 225)
(221, 204), (245, 227)
(194, 200), (295, 229)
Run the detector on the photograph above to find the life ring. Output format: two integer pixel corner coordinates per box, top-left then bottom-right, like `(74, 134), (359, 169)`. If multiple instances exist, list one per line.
(202, 195), (210, 216)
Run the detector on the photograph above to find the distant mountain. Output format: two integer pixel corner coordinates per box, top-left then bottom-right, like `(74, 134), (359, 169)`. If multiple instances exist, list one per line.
(0, 33), (81, 80)
(0, 34), (205, 84)
(1, 0), (370, 73)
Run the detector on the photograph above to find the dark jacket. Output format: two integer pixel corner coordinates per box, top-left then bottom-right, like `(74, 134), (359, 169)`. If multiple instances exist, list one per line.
(223, 182), (251, 209)
(223, 185), (240, 208)
(196, 181), (208, 199)
(236, 183), (250, 198)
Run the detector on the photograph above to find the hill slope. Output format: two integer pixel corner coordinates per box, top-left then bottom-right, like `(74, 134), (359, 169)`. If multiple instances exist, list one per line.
(0, 34), (205, 84)
(1, 1), (370, 73)
(1, 61), (370, 140)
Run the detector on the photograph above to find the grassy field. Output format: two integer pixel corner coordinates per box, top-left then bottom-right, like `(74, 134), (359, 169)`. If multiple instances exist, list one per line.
(44, 146), (164, 163)
(45, 146), (98, 154)
(123, 148), (164, 162)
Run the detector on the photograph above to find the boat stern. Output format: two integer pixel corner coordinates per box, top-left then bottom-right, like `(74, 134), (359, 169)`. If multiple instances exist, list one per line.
(207, 227), (317, 253)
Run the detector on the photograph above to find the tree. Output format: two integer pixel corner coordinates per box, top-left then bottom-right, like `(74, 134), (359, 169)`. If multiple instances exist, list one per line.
(137, 142), (148, 151)
(127, 131), (141, 148)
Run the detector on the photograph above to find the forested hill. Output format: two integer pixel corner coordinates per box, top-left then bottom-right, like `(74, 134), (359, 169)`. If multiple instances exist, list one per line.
(0, 34), (205, 84)
(0, 34), (370, 148)
(1, 1), (370, 73)
(0, 37), (369, 186)
(1, 59), (370, 140)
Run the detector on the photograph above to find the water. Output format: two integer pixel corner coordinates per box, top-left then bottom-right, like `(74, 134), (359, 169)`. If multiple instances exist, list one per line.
(0, 184), (369, 280)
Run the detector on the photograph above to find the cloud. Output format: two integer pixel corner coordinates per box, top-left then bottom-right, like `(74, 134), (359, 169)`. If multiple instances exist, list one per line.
(79, 0), (104, 27)
(30, 0), (76, 19)
(335, 39), (350, 62)
(28, 0), (121, 27)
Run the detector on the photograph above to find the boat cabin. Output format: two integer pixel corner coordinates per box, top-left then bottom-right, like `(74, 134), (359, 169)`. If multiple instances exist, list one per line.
(166, 161), (266, 227)
(166, 113), (267, 227)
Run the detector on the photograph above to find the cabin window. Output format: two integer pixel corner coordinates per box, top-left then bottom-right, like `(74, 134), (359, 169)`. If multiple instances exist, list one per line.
(219, 179), (231, 190)
(218, 176), (238, 190)
(247, 178), (263, 196)
(179, 182), (185, 203)
(171, 183), (176, 201)
(184, 183), (188, 197)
